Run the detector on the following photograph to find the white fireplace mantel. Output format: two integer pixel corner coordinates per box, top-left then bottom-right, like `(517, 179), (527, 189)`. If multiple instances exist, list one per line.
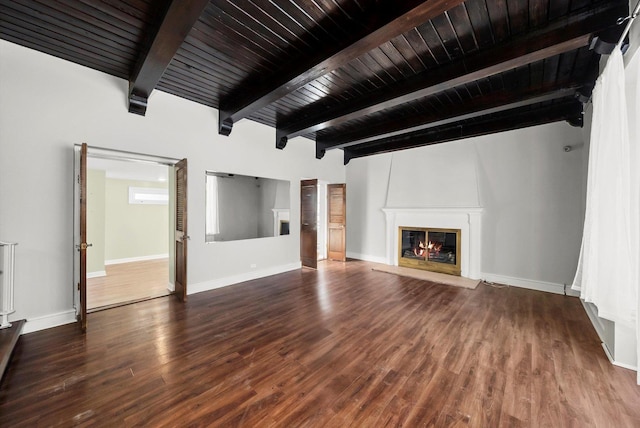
(382, 207), (483, 279)
(272, 209), (290, 237)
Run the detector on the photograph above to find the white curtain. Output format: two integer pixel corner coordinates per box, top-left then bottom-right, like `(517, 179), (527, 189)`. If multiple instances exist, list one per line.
(205, 175), (220, 236)
(632, 50), (640, 385)
(572, 49), (637, 330)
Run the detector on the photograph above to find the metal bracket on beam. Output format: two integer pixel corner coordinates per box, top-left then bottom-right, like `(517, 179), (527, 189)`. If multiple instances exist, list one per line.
(128, 93), (148, 116)
(343, 149), (355, 165)
(218, 112), (233, 136)
(315, 141), (330, 159)
(276, 132), (288, 150)
(590, 23), (629, 55)
(566, 112), (584, 127)
(575, 86), (593, 104)
(590, 35), (617, 54)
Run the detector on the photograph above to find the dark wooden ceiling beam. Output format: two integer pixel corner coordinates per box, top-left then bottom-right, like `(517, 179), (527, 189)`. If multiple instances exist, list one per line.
(128, 0), (210, 116)
(343, 99), (583, 164)
(315, 83), (582, 158)
(217, 0), (466, 136)
(277, 2), (624, 148)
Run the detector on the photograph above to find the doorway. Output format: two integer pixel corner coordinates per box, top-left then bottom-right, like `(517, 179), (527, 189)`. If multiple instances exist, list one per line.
(85, 156), (172, 311)
(74, 145), (188, 329)
(317, 181), (328, 261)
(300, 180), (345, 268)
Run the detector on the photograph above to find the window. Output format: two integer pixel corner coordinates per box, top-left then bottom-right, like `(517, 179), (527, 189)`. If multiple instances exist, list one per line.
(205, 172), (290, 242)
(205, 174), (220, 237)
(128, 187), (168, 205)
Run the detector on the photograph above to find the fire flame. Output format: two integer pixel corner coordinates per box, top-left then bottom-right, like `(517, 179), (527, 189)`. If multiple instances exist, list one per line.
(426, 241), (443, 259)
(413, 240), (443, 258)
(428, 241), (442, 252)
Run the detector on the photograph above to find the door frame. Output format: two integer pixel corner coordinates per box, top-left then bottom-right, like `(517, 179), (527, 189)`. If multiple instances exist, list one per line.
(73, 145), (183, 326)
(174, 158), (188, 302)
(300, 179), (318, 269)
(317, 181), (328, 261)
(327, 183), (347, 262)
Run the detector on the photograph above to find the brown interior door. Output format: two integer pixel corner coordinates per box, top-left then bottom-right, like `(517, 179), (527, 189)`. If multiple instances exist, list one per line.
(78, 143), (88, 331)
(174, 158), (188, 302)
(300, 179), (318, 269)
(328, 184), (347, 261)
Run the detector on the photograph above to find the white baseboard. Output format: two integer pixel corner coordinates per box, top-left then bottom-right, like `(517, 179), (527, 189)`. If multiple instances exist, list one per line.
(565, 288), (581, 297)
(105, 254), (168, 265)
(167, 282), (175, 292)
(87, 270), (106, 278)
(481, 273), (567, 295)
(188, 262), (302, 295)
(21, 310), (77, 334)
(581, 300), (608, 344)
(600, 340), (638, 371)
(601, 342), (616, 365)
(610, 355), (638, 371)
(581, 301), (638, 372)
(346, 252), (388, 264)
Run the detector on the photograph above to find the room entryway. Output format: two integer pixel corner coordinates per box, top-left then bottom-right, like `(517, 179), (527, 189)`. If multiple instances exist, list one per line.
(85, 155), (172, 311)
(74, 145), (187, 327)
(300, 179), (318, 268)
(300, 180), (345, 268)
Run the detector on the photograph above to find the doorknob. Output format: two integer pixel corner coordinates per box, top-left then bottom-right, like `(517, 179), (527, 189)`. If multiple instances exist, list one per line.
(76, 243), (93, 251)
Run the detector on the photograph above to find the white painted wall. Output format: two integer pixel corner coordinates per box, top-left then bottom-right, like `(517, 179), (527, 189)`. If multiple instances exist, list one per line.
(386, 143), (481, 208)
(347, 122), (586, 291)
(345, 155), (392, 264)
(216, 175), (261, 241)
(626, 0), (640, 66)
(211, 176), (289, 241)
(257, 178), (289, 238)
(86, 169), (106, 274)
(0, 40), (345, 331)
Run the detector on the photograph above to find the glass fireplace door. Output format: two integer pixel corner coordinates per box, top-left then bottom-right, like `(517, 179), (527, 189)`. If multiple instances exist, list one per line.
(398, 227), (461, 276)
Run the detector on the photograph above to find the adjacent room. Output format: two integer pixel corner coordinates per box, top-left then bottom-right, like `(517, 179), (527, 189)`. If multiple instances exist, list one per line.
(86, 156), (172, 311)
(1, 0), (639, 425)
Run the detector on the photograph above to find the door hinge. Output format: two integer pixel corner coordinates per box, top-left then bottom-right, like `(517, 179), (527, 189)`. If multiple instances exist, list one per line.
(77, 174), (80, 184)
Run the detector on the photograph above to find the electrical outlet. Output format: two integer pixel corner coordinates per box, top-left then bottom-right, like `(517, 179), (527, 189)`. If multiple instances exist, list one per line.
(250, 264), (257, 268)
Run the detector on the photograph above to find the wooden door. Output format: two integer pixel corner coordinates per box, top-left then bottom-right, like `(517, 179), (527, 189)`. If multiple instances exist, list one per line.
(78, 143), (88, 331)
(327, 184), (346, 261)
(174, 159), (188, 302)
(300, 179), (318, 269)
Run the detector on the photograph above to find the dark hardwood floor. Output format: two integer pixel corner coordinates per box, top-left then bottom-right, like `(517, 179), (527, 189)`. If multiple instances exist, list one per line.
(1, 260), (638, 427)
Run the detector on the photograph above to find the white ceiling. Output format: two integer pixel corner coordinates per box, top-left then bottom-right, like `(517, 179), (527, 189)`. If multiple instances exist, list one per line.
(88, 157), (168, 183)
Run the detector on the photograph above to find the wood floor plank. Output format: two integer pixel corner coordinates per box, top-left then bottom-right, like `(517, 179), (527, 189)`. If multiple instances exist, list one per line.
(1, 260), (639, 426)
(87, 258), (170, 310)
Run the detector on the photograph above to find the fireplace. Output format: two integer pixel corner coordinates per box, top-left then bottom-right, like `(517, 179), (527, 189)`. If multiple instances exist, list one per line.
(382, 208), (482, 279)
(398, 227), (461, 276)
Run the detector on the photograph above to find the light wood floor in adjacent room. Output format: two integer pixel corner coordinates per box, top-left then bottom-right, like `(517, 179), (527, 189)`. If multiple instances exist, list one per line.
(2, 260), (639, 426)
(87, 258), (170, 310)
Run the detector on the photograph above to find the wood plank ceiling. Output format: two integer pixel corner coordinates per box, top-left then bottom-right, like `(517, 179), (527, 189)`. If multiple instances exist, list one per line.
(0, 0), (629, 163)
